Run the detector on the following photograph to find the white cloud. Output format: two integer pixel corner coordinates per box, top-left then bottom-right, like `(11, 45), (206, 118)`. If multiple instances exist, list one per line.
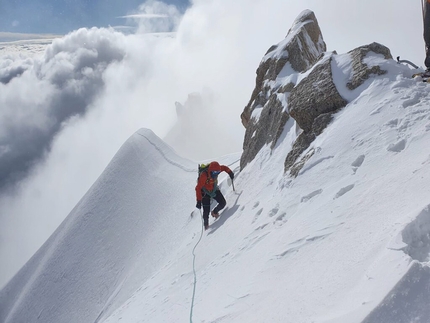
(119, 14), (168, 19)
(118, 0), (182, 34)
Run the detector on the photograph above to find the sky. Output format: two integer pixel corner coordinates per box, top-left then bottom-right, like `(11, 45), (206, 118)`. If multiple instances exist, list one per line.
(0, 0), (189, 34)
(0, 0), (428, 289)
(2, 49), (430, 321)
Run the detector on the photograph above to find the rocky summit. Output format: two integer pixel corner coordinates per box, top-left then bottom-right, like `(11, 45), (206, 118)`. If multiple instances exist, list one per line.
(240, 9), (393, 177)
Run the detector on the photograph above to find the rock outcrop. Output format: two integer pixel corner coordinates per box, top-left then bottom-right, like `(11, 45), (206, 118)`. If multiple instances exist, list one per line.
(240, 9), (393, 176)
(288, 54), (347, 133)
(347, 42), (393, 90)
(240, 10), (326, 169)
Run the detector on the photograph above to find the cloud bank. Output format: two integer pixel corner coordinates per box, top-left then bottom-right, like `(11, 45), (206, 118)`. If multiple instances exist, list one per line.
(0, 0), (424, 287)
(0, 28), (127, 191)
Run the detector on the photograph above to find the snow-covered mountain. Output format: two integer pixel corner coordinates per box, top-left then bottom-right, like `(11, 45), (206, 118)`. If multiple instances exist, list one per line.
(2, 9), (430, 323)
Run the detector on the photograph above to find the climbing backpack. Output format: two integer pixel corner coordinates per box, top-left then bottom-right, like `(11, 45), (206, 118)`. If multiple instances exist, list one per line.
(197, 163), (210, 181)
(197, 163), (218, 197)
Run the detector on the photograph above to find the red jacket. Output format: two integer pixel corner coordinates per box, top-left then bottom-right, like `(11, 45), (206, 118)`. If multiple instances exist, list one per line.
(195, 161), (232, 201)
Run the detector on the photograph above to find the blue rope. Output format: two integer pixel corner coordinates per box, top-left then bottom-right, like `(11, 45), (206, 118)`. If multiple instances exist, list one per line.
(190, 209), (204, 323)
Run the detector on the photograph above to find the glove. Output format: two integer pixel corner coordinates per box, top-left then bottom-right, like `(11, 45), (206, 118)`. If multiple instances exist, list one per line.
(229, 172), (234, 180)
(196, 201), (202, 209)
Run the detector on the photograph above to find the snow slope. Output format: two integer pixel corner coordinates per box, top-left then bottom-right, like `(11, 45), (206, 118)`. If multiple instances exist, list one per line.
(2, 58), (430, 322)
(0, 129), (203, 322)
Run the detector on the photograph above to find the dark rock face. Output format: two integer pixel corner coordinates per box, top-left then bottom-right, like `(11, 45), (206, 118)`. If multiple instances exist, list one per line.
(240, 10), (326, 170)
(284, 113), (334, 177)
(288, 55), (347, 133)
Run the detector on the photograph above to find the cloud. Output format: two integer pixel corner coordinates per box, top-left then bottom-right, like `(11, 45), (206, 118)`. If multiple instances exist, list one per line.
(0, 0), (424, 288)
(119, 14), (169, 19)
(164, 89), (241, 160)
(0, 28), (127, 192)
(119, 0), (182, 34)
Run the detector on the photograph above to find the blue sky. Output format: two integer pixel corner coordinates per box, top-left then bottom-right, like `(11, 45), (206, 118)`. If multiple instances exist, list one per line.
(0, 0), (189, 34)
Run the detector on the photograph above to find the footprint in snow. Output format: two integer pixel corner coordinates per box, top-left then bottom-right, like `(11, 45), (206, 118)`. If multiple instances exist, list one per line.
(334, 184), (355, 199)
(274, 234), (331, 259)
(274, 212), (287, 225)
(301, 189), (323, 202)
(397, 120), (411, 133)
(402, 93), (421, 108)
(370, 99), (391, 115)
(305, 233), (332, 242)
(274, 246), (300, 259)
(370, 106), (383, 115)
(351, 155), (365, 174)
(385, 119), (399, 128)
(254, 223), (269, 231)
(268, 205), (279, 217)
(387, 139), (406, 153)
(252, 208), (264, 223)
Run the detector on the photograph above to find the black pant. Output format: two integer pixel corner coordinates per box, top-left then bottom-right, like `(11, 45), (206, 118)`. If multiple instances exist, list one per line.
(425, 2), (430, 67)
(202, 190), (226, 226)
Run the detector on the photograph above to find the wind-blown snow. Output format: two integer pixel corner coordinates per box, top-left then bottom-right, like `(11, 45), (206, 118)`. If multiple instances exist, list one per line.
(2, 54), (430, 322)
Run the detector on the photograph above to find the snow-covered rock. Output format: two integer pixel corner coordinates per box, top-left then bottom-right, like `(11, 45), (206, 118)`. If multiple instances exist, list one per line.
(240, 10), (394, 177)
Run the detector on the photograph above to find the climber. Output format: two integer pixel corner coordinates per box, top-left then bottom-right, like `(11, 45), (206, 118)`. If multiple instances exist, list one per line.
(195, 161), (234, 230)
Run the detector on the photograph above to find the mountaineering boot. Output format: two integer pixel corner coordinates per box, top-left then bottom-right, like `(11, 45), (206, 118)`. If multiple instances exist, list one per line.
(205, 224), (209, 230)
(211, 211), (219, 219)
(423, 68), (430, 78)
(425, 46), (430, 71)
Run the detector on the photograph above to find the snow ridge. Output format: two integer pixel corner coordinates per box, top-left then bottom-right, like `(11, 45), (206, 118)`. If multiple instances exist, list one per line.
(0, 129), (198, 323)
